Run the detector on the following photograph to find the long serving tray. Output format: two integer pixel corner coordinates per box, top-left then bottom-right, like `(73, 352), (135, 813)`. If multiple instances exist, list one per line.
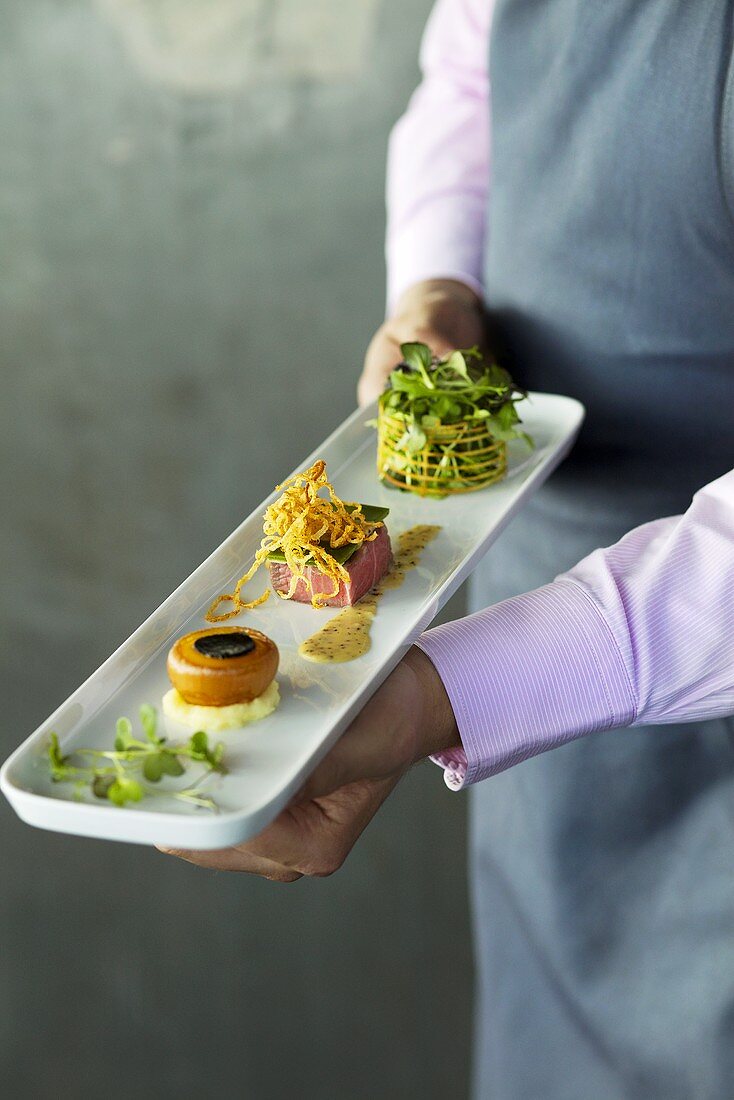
(1, 394), (584, 849)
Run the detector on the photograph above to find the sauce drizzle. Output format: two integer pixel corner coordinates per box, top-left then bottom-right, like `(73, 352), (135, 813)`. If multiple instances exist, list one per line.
(298, 525), (441, 663)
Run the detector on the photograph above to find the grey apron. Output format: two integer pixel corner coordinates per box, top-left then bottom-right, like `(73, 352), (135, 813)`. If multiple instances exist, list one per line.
(469, 2), (734, 1097)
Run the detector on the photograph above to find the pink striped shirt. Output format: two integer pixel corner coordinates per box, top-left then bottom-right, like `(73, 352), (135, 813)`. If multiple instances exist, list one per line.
(386, 0), (493, 311)
(389, 1), (734, 787)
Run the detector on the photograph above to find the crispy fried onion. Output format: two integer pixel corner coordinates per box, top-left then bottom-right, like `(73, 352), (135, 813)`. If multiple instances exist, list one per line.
(206, 460), (382, 621)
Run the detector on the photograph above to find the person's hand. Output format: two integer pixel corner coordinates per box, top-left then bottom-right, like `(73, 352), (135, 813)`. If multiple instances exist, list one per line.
(159, 646), (459, 878)
(358, 278), (486, 407)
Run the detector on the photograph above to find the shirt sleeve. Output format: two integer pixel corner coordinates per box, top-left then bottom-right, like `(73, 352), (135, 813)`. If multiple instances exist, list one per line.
(417, 469), (734, 789)
(386, 0), (495, 312)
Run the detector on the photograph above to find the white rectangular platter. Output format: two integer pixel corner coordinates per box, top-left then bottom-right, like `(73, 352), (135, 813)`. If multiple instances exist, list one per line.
(1, 393), (584, 849)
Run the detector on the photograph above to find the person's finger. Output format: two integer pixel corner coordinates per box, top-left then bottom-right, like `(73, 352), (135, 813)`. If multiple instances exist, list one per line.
(359, 318), (460, 405)
(244, 776), (399, 876)
(159, 774), (399, 878)
(157, 844), (303, 881)
(358, 297), (488, 407)
(156, 676), (412, 874)
(301, 708), (407, 800)
(358, 328), (400, 406)
(300, 662), (421, 800)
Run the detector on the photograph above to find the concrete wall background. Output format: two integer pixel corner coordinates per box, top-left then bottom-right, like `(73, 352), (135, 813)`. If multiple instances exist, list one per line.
(0, 3), (473, 1097)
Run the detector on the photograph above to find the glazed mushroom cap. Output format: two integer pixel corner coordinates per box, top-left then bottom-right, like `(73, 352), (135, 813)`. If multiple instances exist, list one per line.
(167, 627), (279, 706)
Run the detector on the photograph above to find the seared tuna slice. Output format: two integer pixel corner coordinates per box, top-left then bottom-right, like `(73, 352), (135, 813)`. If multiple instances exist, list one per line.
(268, 525), (392, 607)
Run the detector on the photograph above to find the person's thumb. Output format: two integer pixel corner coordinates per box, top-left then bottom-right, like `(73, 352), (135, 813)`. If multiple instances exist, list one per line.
(299, 668), (420, 800)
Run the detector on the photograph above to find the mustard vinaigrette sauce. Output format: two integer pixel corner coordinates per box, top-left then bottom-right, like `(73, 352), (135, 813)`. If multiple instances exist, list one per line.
(298, 525), (441, 663)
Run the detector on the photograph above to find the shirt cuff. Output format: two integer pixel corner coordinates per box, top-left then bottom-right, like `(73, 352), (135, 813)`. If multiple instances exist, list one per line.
(416, 579), (637, 789)
(429, 747), (469, 791)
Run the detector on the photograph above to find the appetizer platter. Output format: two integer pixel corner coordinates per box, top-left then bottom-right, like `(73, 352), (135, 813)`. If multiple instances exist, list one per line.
(1, 353), (584, 850)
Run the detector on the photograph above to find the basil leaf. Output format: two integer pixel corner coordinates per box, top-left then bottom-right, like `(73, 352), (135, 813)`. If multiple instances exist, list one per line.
(346, 503), (389, 523)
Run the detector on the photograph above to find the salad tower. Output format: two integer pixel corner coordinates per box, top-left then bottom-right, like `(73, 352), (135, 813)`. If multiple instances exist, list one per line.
(376, 342), (531, 498)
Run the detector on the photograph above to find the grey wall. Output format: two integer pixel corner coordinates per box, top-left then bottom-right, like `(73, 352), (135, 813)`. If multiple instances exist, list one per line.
(0, 3), (472, 1098)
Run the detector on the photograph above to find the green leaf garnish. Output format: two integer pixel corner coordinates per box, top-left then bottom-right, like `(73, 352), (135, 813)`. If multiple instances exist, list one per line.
(139, 704), (160, 744)
(46, 707), (227, 810)
(92, 774), (115, 799)
(143, 753), (164, 782)
(108, 777), (143, 807)
(190, 730), (208, 756)
(160, 754), (186, 777)
(48, 732), (68, 778)
(353, 504), (389, 524)
(400, 342), (433, 374)
(114, 716), (134, 752)
(444, 350), (470, 380)
(188, 730), (227, 773)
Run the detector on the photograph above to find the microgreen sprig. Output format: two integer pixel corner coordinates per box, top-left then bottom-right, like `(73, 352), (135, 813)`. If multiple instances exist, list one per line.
(48, 706), (227, 811)
(385, 342), (531, 441)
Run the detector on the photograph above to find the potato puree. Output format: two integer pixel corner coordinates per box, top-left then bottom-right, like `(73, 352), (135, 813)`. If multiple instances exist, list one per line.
(162, 679), (280, 731)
